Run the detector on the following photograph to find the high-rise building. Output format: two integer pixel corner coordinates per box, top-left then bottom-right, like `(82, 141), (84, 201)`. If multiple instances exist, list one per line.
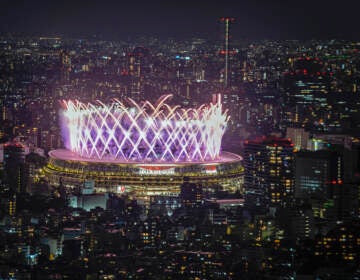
(60, 50), (71, 83)
(3, 142), (26, 193)
(315, 222), (360, 262)
(279, 205), (315, 241)
(25, 152), (46, 192)
(0, 144), (3, 173)
(286, 127), (310, 151)
(0, 192), (16, 216)
(180, 180), (203, 207)
(128, 46), (150, 100)
(281, 57), (331, 128)
(294, 150), (341, 199)
(244, 137), (294, 207)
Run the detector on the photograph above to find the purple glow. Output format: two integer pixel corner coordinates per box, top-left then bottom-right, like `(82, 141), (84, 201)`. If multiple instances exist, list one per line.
(61, 95), (228, 162)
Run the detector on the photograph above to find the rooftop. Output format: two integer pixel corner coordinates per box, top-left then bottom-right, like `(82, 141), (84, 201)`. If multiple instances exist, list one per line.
(48, 149), (242, 166)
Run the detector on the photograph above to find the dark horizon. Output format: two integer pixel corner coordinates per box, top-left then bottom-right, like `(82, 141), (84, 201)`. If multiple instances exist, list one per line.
(1, 0), (360, 41)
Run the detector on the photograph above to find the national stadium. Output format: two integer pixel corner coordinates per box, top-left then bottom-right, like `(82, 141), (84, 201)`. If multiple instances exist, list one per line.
(43, 95), (243, 199)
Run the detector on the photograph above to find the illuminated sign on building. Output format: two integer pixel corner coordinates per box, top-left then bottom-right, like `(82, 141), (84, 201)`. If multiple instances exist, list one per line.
(138, 166), (175, 175)
(204, 165), (217, 174)
(117, 185), (126, 193)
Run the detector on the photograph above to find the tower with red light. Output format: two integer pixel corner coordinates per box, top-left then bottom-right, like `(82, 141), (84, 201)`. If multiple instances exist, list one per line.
(220, 17), (235, 88)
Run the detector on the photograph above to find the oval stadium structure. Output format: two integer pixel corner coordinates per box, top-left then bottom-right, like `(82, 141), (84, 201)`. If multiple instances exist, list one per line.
(43, 95), (244, 199)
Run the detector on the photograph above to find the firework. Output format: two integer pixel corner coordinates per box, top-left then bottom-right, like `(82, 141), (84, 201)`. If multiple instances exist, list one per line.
(61, 95), (228, 162)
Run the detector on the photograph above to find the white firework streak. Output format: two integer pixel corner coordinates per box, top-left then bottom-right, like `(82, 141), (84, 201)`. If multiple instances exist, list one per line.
(61, 95), (229, 162)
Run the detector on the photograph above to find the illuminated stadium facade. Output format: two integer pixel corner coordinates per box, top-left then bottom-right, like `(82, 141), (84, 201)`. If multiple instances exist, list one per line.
(44, 95), (244, 199)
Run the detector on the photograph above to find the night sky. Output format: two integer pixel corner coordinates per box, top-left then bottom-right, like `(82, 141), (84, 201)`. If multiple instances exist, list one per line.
(1, 0), (359, 40)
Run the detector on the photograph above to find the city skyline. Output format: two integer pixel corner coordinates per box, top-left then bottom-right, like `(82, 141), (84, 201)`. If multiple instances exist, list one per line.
(1, 1), (360, 277)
